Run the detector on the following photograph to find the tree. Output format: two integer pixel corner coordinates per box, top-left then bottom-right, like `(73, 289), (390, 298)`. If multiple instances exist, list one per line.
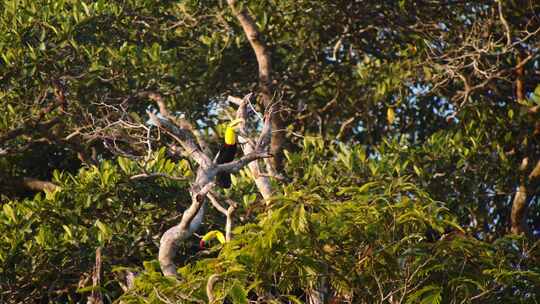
(1, 0), (540, 303)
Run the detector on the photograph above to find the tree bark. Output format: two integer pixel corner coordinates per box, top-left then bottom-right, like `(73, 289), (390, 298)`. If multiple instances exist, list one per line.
(511, 160), (540, 235)
(233, 96), (273, 202)
(0, 176), (58, 193)
(227, 0), (286, 171)
(510, 183), (530, 235)
(152, 98), (274, 276)
(87, 247), (103, 304)
(158, 174), (212, 276)
(509, 52), (539, 236)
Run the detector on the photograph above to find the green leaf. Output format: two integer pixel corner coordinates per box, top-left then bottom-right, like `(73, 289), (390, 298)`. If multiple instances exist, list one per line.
(406, 285), (442, 304)
(45, 188), (59, 201)
(62, 225), (73, 239)
(358, 181), (378, 193)
(81, 2), (90, 16)
(285, 295), (303, 304)
(117, 157), (130, 174)
(534, 84), (540, 97)
(229, 283), (248, 304)
(95, 220), (111, 243)
(199, 35), (212, 46)
(291, 204), (308, 234)
(3, 204), (16, 223)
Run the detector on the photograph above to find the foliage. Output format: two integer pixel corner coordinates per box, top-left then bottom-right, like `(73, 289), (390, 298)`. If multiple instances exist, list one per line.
(1, 0), (540, 303)
(119, 139), (540, 303)
(0, 149), (193, 302)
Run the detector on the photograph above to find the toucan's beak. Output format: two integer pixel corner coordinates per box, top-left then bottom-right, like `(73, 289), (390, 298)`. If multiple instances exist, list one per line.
(227, 118), (243, 129)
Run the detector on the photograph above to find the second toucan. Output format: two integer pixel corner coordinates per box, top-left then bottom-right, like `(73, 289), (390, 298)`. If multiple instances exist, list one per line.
(216, 126), (237, 188)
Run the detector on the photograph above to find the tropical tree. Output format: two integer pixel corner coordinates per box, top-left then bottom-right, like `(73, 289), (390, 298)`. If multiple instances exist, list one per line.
(1, 0), (540, 303)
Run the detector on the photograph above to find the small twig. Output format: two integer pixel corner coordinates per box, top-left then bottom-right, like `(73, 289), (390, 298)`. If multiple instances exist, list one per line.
(247, 96), (264, 122)
(227, 95), (244, 106)
(225, 205), (236, 242)
(153, 288), (175, 304)
(207, 192), (228, 215)
(497, 0), (512, 46)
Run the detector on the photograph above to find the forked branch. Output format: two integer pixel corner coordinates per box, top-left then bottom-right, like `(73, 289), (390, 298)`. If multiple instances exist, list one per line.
(155, 93), (274, 276)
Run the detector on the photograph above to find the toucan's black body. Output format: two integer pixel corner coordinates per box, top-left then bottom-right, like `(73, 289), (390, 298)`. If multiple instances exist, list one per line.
(216, 143), (237, 188)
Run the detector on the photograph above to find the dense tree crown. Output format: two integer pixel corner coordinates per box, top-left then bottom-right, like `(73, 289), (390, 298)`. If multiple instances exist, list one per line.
(1, 0), (539, 303)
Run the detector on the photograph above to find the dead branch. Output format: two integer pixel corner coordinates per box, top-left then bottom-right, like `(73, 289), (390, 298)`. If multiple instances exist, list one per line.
(207, 192), (238, 241)
(232, 94), (274, 202)
(153, 93), (275, 276)
(207, 192), (229, 215)
(225, 204), (237, 242)
(147, 111), (211, 168)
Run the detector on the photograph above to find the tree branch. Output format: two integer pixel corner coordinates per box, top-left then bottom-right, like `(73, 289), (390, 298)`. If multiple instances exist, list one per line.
(207, 192), (238, 242)
(87, 246), (103, 304)
(157, 94), (275, 276)
(206, 274), (220, 304)
(509, 51), (537, 237)
(227, 0), (286, 170)
(0, 176), (59, 193)
(233, 94), (274, 201)
(147, 111), (211, 167)
(216, 151), (271, 173)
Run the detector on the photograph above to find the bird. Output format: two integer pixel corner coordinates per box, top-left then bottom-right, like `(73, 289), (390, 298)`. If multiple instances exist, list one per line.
(215, 125), (238, 188)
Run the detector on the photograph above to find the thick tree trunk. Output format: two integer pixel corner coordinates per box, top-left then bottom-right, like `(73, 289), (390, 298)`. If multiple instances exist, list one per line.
(510, 53), (539, 236)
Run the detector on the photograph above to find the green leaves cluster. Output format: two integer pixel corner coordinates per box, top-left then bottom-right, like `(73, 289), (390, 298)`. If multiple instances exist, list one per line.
(120, 139), (540, 303)
(0, 151), (192, 302)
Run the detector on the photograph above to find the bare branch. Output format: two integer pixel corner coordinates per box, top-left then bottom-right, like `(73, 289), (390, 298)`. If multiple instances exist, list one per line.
(146, 92), (170, 118)
(234, 94), (274, 202)
(497, 0), (511, 46)
(227, 95), (244, 106)
(225, 205), (236, 242)
(216, 151), (271, 174)
(144, 92), (212, 156)
(129, 173), (186, 181)
(148, 111), (211, 167)
(207, 192), (228, 215)
(208, 191), (238, 242)
(0, 176), (59, 193)
(255, 108), (273, 151)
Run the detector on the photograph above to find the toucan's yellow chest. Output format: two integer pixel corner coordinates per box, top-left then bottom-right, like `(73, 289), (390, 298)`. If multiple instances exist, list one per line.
(224, 127), (236, 145)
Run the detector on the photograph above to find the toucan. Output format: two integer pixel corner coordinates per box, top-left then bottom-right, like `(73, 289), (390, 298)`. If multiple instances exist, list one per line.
(215, 125), (237, 188)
